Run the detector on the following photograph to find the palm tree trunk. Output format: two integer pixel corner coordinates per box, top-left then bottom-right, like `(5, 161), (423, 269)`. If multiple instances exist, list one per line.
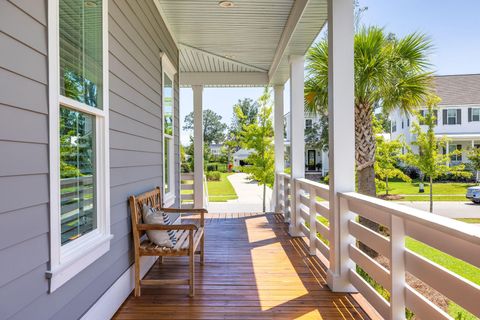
(429, 176), (433, 213)
(355, 103), (380, 257)
(262, 183), (266, 213)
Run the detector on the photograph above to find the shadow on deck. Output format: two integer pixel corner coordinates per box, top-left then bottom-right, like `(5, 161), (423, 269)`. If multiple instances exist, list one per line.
(113, 213), (371, 319)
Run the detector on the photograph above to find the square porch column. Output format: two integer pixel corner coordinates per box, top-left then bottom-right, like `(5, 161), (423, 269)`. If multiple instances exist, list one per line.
(192, 85), (205, 208)
(273, 85), (285, 212)
(327, 0), (356, 292)
(289, 55), (305, 237)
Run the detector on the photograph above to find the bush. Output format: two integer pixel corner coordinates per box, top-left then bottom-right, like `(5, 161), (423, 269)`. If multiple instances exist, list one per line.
(206, 171), (221, 181)
(401, 165), (422, 180)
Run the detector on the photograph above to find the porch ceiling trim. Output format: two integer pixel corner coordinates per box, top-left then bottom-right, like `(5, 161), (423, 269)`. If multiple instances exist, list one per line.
(180, 72), (269, 87)
(268, 0), (309, 82)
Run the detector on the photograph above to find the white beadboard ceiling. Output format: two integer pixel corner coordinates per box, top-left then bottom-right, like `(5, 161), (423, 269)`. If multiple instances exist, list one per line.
(156, 0), (327, 86)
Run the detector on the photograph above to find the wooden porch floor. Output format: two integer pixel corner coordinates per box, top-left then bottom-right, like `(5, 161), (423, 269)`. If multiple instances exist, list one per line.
(113, 213), (371, 320)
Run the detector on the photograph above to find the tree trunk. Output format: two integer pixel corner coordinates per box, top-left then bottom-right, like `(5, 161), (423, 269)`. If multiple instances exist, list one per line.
(355, 103), (380, 258)
(262, 183), (266, 213)
(429, 176), (433, 213)
(385, 177), (389, 196)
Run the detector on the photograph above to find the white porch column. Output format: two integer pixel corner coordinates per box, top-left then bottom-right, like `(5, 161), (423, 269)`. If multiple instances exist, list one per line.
(289, 55), (305, 236)
(274, 85), (285, 212)
(327, 0), (356, 292)
(192, 85), (205, 208)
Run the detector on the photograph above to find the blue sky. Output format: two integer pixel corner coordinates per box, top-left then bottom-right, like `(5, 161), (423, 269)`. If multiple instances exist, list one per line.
(180, 0), (480, 145)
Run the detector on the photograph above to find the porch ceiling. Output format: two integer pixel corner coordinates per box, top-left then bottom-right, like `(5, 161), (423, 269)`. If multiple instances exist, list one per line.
(155, 0), (327, 87)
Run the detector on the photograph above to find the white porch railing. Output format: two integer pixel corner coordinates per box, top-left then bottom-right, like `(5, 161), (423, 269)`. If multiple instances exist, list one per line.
(180, 172), (208, 209)
(275, 172), (480, 320)
(275, 172), (292, 222)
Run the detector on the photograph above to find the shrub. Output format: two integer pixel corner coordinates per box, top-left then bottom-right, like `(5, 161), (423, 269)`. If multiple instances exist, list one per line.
(206, 171), (221, 181)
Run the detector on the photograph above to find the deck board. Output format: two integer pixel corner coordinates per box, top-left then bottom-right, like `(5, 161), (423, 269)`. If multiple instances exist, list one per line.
(113, 213), (371, 320)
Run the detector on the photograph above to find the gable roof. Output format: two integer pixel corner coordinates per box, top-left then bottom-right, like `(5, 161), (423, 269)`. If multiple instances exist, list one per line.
(434, 74), (480, 106)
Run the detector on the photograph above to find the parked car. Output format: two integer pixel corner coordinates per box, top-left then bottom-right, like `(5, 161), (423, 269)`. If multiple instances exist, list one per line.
(466, 186), (480, 204)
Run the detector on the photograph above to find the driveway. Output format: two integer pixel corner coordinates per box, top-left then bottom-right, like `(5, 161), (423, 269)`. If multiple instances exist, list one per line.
(208, 173), (272, 213)
(395, 201), (480, 218)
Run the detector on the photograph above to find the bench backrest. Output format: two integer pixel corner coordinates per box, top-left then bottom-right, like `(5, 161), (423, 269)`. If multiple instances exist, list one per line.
(129, 187), (162, 241)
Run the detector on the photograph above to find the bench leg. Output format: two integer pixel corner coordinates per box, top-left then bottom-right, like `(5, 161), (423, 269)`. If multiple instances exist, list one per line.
(134, 257), (141, 297)
(189, 247), (195, 297)
(200, 234), (205, 265)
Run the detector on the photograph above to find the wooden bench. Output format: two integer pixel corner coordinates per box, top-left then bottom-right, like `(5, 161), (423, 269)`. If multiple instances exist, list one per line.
(129, 187), (206, 297)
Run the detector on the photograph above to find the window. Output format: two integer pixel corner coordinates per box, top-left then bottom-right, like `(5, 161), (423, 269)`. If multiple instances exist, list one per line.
(470, 108), (480, 122)
(47, 0), (111, 292)
(162, 54), (177, 207)
(443, 108), (461, 125)
(391, 121), (397, 133)
(449, 144), (462, 162)
(305, 119), (313, 129)
(419, 109), (438, 125)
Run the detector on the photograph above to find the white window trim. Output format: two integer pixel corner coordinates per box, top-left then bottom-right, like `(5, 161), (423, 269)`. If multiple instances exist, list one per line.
(472, 108), (480, 122)
(446, 108), (459, 125)
(47, 0), (111, 292)
(161, 53), (177, 207)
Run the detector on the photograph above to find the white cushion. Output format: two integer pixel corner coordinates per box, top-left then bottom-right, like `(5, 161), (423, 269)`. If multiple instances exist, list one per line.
(142, 205), (177, 247)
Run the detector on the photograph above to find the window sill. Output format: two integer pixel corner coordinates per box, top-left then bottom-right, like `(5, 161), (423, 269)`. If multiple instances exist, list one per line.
(46, 233), (113, 292)
(164, 193), (176, 208)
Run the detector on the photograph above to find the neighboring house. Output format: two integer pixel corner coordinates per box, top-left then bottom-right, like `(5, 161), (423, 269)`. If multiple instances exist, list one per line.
(284, 112), (329, 176)
(390, 74), (480, 166)
(233, 148), (252, 167)
(209, 143), (223, 156)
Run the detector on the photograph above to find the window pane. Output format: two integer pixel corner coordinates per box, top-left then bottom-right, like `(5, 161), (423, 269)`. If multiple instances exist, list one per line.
(164, 75), (173, 135)
(447, 109), (456, 125)
(60, 0), (103, 108)
(60, 107), (96, 245)
(164, 138), (170, 194)
(473, 108), (480, 121)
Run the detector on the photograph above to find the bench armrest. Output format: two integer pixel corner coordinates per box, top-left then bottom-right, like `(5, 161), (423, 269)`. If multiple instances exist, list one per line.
(137, 223), (198, 231)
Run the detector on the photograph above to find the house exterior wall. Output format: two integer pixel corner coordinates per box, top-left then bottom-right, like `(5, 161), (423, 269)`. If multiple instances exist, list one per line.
(0, 1), (179, 319)
(284, 112), (329, 174)
(390, 105), (480, 163)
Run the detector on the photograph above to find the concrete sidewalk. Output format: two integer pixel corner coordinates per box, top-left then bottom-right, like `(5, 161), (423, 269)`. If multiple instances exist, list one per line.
(208, 173), (272, 213)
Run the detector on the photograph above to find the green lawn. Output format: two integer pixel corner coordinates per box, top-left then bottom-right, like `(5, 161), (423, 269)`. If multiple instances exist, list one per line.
(181, 172), (238, 202)
(406, 231), (480, 320)
(378, 181), (474, 201)
(207, 172), (238, 202)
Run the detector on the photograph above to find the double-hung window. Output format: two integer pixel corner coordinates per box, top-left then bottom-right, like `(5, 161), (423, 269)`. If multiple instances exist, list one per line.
(444, 108), (461, 125)
(47, 0), (111, 292)
(469, 108), (480, 122)
(162, 54), (177, 207)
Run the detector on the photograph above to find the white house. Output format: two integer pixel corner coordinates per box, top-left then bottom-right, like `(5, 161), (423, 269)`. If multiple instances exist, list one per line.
(233, 148), (252, 167)
(209, 143), (223, 156)
(390, 74), (480, 165)
(284, 111), (329, 176)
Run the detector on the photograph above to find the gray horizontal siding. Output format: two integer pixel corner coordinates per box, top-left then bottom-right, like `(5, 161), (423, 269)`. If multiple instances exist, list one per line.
(0, 0), (179, 319)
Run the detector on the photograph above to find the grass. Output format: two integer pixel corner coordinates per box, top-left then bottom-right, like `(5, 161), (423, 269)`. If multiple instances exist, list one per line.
(206, 172), (238, 202)
(378, 181), (474, 201)
(181, 172), (238, 202)
(456, 218), (480, 224)
(406, 235), (480, 319)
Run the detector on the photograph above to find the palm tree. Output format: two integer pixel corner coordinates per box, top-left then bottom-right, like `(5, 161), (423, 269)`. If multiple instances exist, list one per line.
(305, 26), (433, 249)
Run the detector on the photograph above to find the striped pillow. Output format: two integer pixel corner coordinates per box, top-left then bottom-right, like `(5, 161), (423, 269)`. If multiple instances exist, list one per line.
(142, 205), (177, 247)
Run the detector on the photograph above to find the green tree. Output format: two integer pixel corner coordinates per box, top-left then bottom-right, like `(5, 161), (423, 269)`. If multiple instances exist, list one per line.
(375, 136), (411, 195)
(305, 26), (433, 247)
(183, 109), (227, 145)
(467, 147), (480, 183)
(228, 98), (259, 151)
(240, 88), (275, 212)
(305, 26), (433, 197)
(403, 96), (471, 212)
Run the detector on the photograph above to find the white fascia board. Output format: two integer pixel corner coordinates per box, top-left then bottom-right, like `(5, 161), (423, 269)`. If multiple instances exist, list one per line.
(268, 0), (309, 82)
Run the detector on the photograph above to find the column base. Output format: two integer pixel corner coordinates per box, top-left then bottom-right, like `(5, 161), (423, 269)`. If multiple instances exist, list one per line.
(326, 269), (357, 292)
